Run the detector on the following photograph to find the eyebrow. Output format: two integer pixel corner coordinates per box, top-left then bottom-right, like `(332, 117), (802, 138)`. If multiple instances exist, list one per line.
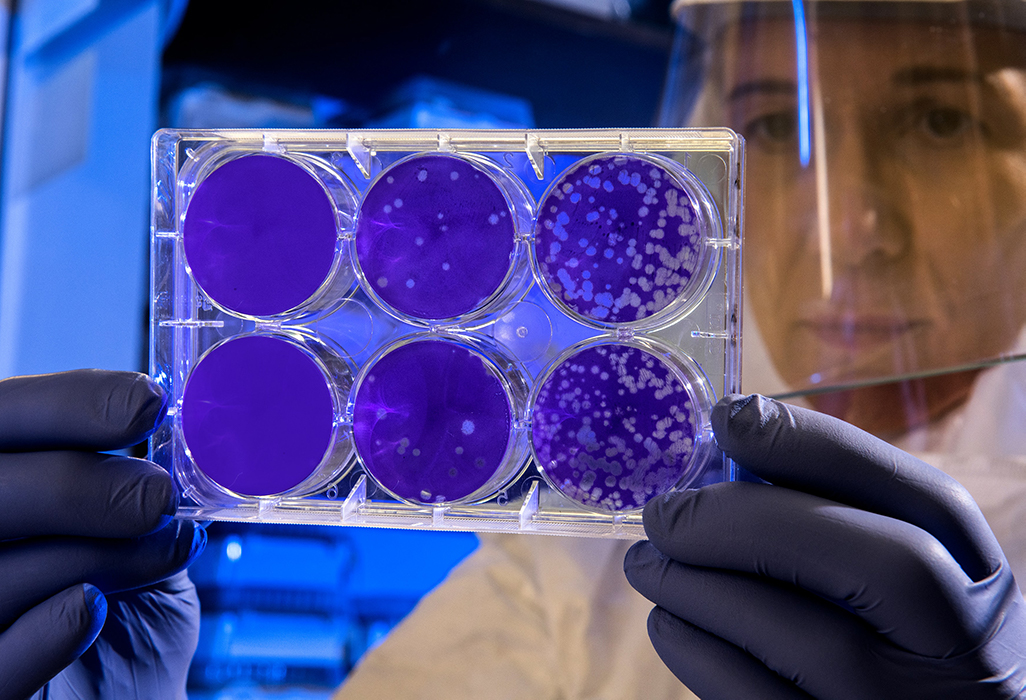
(727, 66), (986, 101)
(891, 66), (985, 85)
(727, 79), (797, 101)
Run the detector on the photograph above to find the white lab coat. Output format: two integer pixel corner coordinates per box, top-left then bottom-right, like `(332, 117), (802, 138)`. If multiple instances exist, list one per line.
(333, 327), (1026, 700)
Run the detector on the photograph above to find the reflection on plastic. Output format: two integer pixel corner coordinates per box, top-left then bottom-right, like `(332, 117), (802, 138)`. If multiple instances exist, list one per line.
(491, 301), (553, 362)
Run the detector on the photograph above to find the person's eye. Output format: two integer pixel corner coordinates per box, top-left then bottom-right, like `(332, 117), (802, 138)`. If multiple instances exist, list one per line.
(743, 112), (798, 148)
(921, 107), (976, 139)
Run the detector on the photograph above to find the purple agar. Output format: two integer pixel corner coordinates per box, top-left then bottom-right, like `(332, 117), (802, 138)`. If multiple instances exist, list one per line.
(181, 335), (336, 497)
(535, 154), (705, 325)
(183, 154), (340, 317)
(353, 338), (515, 504)
(355, 154), (518, 321)
(531, 343), (698, 511)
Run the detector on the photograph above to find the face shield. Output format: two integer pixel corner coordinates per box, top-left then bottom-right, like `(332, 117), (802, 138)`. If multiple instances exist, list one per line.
(661, 0), (1026, 437)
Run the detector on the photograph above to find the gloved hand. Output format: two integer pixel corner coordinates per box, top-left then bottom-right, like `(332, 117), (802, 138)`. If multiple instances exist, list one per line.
(624, 394), (1026, 700)
(0, 370), (205, 700)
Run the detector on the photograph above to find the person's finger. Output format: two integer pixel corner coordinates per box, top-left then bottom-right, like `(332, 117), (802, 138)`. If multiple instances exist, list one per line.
(640, 484), (999, 658)
(646, 607), (813, 700)
(0, 584), (107, 700)
(625, 541), (890, 698)
(0, 370), (168, 452)
(52, 572), (201, 699)
(0, 452), (176, 540)
(0, 520), (206, 631)
(712, 394), (1002, 581)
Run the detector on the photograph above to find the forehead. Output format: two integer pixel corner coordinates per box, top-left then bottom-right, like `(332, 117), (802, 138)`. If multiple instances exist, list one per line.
(717, 16), (1026, 83)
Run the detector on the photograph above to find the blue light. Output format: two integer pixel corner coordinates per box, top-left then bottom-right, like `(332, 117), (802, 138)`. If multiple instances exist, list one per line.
(793, 0), (812, 167)
(225, 537), (242, 562)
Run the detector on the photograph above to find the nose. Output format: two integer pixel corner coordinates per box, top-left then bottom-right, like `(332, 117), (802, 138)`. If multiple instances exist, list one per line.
(818, 120), (911, 270)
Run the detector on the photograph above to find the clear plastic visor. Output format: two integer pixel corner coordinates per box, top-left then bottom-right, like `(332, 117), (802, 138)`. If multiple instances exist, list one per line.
(662, 0), (1026, 436)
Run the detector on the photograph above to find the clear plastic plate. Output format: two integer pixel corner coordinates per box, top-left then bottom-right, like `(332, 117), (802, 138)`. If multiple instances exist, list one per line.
(150, 127), (744, 539)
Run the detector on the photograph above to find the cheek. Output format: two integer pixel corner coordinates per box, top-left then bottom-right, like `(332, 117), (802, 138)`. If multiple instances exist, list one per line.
(743, 159), (818, 295)
(909, 157), (1026, 353)
(743, 168), (824, 379)
(990, 156), (1026, 268)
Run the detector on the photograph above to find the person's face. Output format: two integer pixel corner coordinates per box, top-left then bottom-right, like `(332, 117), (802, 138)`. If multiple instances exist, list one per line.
(713, 16), (1026, 434)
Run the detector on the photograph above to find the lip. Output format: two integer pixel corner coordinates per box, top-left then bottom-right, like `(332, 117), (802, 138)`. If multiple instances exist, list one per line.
(796, 314), (928, 349)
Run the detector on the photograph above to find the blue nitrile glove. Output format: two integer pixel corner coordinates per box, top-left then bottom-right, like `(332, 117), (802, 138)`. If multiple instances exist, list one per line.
(624, 394), (1026, 700)
(0, 370), (205, 700)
